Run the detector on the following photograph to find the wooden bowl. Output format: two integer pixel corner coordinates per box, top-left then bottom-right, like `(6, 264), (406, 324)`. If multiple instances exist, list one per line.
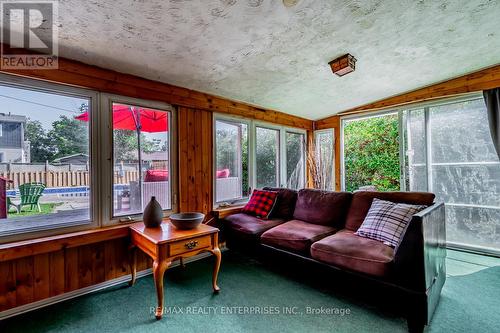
(169, 212), (205, 230)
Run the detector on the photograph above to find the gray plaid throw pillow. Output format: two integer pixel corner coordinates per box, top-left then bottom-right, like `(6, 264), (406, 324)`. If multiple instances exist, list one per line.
(355, 198), (426, 248)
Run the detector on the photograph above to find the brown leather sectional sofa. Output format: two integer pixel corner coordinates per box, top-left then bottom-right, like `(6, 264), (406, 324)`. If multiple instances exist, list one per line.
(222, 188), (446, 333)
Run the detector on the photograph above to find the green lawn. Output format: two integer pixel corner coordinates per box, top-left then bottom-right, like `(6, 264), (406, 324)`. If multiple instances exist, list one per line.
(8, 203), (63, 217)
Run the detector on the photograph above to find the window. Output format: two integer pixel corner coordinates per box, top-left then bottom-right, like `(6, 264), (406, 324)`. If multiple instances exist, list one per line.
(104, 96), (176, 221)
(0, 76), (96, 238)
(286, 131), (305, 189)
(0, 76), (178, 241)
(342, 113), (401, 192)
(214, 116), (306, 205)
(426, 98), (500, 252)
(342, 94), (500, 254)
(256, 126), (280, 188)
(314, 129), (335, 191)
(405, 109), (427, 192)
(214, 119), (249, 203)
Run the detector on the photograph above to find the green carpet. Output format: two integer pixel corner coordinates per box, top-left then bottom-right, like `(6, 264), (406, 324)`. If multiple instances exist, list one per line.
(1, 250), (499, 333)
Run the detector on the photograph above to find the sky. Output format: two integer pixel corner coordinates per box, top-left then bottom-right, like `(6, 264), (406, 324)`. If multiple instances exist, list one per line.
(0, 84), (88, 130)
(0, 84), (168, 146)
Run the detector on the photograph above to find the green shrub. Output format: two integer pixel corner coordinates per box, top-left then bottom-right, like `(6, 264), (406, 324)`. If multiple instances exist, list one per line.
(344, 115), (400, 192)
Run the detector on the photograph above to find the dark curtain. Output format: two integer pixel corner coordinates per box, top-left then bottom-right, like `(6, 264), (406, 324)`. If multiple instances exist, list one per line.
(483, 88), (500, 160)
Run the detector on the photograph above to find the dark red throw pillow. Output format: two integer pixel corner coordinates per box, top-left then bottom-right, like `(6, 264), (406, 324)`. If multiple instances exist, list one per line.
(242, 189), (278, 219)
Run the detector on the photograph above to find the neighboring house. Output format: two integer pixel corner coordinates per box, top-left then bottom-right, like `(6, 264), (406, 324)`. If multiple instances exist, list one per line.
(0, 113), (29, 163)
(52, 153), (89, 164)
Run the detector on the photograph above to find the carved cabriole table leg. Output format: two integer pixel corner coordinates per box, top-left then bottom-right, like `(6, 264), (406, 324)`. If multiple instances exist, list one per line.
(128, 245), (137, 287)
(211, 247), (221, 293)
(210, 232), (221, 293)
(153, 259), (171, 320)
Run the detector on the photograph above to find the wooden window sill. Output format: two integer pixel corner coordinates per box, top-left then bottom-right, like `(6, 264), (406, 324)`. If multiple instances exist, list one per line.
(212, 205), (245, 219)
(0, 224), (131, 262)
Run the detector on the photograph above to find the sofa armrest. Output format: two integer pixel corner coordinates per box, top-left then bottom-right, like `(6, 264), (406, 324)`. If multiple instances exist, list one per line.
(393, 202), (446, 292)
(212, 205), (244, 219)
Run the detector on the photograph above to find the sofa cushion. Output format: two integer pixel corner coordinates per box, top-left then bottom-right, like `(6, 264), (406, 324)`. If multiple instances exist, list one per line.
(293, 189), (352, 226)
(355, 199), (426, 248)
(261, 219), (337, 254)
(345, 191), (435, 231)
(310, 230), (395, 277)
(144, 169), (168, 182)
(242, 189), (278, 219)
(224, 213), (285, 241)
(263, 187), (298, 219)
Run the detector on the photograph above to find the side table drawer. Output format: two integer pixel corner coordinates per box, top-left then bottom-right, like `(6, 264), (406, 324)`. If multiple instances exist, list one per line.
(169, 235), (212, 256)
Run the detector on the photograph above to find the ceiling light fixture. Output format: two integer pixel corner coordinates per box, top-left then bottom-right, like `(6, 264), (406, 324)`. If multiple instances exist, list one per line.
(329, 54), (357, 77)
(283, 0), (300, 7)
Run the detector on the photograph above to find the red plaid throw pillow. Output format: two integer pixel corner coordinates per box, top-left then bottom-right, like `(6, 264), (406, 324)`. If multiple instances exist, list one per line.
(242, 189), (278, 219)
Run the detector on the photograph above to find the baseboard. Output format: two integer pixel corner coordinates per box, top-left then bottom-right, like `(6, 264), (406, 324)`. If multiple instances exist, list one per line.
(0, 251), (213, 320)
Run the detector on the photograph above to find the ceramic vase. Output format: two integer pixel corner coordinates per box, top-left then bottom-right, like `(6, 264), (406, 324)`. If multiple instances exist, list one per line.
(143, 196), (163, 228)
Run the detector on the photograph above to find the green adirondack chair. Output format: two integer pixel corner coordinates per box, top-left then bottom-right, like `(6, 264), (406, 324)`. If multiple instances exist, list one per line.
(8, 182), (46, 213)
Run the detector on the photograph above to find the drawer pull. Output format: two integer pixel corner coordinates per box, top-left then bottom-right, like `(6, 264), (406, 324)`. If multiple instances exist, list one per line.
(184, 240), (198, 249)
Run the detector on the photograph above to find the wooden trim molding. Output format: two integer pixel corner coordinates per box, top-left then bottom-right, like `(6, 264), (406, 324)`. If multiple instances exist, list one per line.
(316, 63), (500, 124)
(0, 225), (129, 262)
(0, 45), (313, 130)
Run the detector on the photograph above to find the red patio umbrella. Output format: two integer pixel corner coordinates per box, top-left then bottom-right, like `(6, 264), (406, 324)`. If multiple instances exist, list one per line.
(75, 103), (168, 132)
(76, 104), (169, 209)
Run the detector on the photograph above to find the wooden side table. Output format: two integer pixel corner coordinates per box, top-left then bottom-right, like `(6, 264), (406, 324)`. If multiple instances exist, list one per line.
(128, 221), (221, 319)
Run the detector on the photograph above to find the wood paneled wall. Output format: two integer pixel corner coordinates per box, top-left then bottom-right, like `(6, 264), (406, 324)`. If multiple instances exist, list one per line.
(178, 107), (213, 213)
(0, 51), (312, 314)
(0, 237), (151, 311)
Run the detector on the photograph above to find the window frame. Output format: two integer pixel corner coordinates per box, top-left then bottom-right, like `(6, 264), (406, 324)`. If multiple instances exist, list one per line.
(340, 93), (481, 191)
(340, 110), (401, 191)
(284, 129), (307, 189)
(0, 76), (180, 243)
(213, 114), (252, 205)
(100, 93), (178, 226)
(254, 123), (282, 188)
(252, 121), (307, 189)
(213, 113), (306, 208)
(313, 128), (336, 191)
(339, 92), (500, 255)
(0, 73), (100, 243)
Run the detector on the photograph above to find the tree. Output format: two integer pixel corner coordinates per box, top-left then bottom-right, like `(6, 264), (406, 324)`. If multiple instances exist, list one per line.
(25, 120), (52, 162)
(47, 115), (89, 159)
(113, 130), (156, 162)
(256, 128), (278, 188)
(344, 115), (400, 192)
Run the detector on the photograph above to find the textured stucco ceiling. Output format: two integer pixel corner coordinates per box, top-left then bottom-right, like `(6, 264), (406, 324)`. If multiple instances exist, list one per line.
(55, 0), (500, 120)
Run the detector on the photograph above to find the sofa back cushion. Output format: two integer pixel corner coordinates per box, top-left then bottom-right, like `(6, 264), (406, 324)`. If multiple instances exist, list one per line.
(262, 187), (298, 219)
(345, 191), (435, 231)
(292, 189), (352, 226)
